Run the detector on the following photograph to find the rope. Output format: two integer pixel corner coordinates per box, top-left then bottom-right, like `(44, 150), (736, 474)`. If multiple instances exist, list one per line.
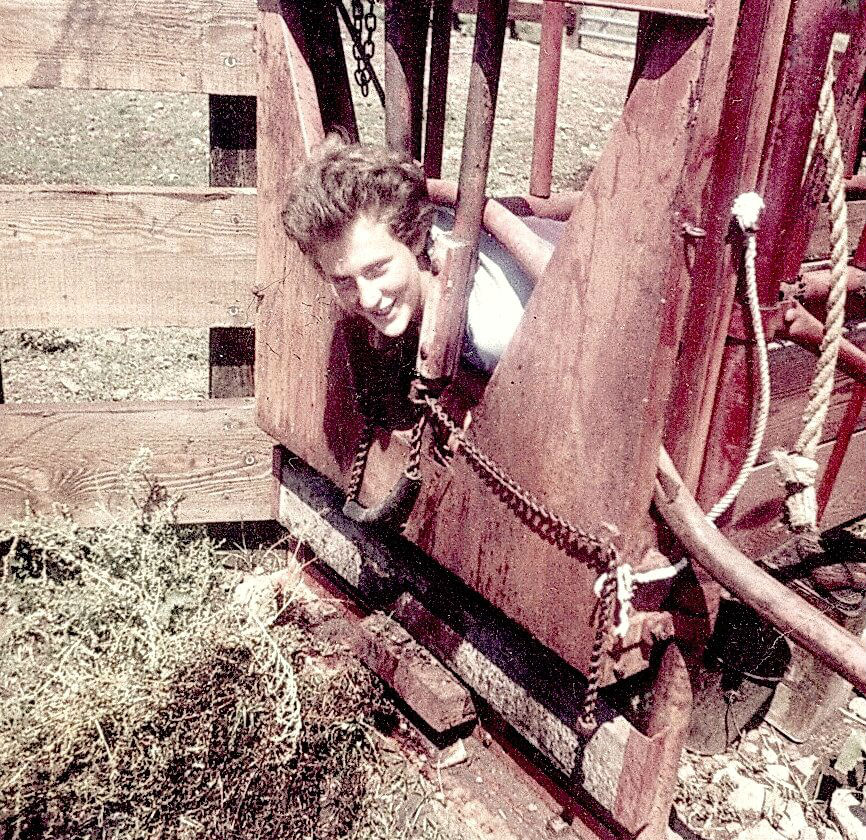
(774, 62), (848, 540)
(706, 192), (771, 523)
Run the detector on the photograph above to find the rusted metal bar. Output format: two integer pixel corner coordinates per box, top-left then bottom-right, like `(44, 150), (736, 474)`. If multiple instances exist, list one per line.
(385, 0), (432, 158)
(779, 300), (866, 385)
(426, 179), (554, 282)
(496, 190), (577, 219)
(417, 0), (510, 381)
(424, 0), (453, 178)
(655, 448), (866, 694)
(696, 0), (840, 512)
(529, 1), (565, 198)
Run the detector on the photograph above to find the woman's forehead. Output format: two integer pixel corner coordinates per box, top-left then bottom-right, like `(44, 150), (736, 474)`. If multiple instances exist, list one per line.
(315, 215), (403, 274)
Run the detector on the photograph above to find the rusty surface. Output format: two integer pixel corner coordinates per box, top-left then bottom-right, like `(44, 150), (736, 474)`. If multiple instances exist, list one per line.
(385, 0), (431, 158)
(696, 0), (840, 512)
(417, 0), (509, 381)
(424, 0), (453, 178)
(656, 448), (866, 694)
(663, 0), (793, 495)
(529, 2), (565, 199)
(426, 178), (553, 282)
(780, 10), (866, 282)
(816, 383), (866, 521)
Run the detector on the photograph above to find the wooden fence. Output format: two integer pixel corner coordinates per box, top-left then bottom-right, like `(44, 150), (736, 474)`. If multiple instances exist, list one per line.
(0, 0), (271, 527)
(1, 0), (864, 529)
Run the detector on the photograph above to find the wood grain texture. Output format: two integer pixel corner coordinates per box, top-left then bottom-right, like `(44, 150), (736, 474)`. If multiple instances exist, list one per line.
(0, 398), (273, 526)
(452, 0), (706, 21)
(807, 199), (866, 261)
(0, 185), (256, 329)
(0, 0), (255, 94)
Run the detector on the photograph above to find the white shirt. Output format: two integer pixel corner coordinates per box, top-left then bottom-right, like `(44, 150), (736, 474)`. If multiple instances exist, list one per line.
(431, 211), (530, 374)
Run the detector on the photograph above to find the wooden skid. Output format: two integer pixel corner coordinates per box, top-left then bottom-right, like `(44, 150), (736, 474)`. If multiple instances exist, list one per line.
(0, 0), (255, 94)
(0, 398), (273, 526)
(0, 185), (257, 329)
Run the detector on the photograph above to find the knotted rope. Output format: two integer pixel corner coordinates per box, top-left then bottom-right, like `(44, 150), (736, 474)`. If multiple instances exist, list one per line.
(707, 192), (771, 524)
(773, 62), (848, 550)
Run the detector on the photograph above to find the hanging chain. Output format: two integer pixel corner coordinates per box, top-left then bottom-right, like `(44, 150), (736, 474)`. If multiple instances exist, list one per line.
(351, 0), (377, 97)
(410, 382), (620, 732)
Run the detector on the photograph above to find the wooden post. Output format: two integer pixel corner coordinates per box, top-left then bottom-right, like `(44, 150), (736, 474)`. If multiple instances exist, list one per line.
(208, 94), (256, 399)
(424, 0), (453, 178)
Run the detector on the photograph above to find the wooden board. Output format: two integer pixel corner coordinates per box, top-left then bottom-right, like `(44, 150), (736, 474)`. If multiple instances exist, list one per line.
(0, 0), (255, 94)
(722, 428), (866, 561)
(0, 398), (273, 527)
(760, 327), (866, 463)
(807, 199), (866, 261)
(0, 185), (256, 329)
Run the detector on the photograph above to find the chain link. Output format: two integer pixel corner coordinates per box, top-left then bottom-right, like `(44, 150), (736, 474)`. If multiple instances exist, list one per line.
(351, 0), (377, 97)
(414, 386), (620, 730)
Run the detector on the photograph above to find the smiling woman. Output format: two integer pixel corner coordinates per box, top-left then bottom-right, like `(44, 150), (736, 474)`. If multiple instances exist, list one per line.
(281, 135), (531, 373)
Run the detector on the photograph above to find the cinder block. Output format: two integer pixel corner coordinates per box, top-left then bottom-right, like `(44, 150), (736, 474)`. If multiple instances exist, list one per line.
(355, 611), (476, 733)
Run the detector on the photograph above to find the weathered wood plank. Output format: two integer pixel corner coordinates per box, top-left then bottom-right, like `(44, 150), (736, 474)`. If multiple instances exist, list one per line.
(807, 199), (866, 261)
(0, 0), (255, 94)
(0, 398), (273, 526)
(0, 185), (256, 329)
(453, 0), (705, 21)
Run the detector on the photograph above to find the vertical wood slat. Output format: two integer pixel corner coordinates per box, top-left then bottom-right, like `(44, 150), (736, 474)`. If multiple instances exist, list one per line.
(209, 94), (256, 399)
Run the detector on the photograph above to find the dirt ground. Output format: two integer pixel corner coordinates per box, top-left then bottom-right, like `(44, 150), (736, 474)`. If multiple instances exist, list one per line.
(1, 18), (863, 840)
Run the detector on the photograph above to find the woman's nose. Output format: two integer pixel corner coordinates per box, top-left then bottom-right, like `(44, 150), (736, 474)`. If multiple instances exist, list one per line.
(355, 276), (381, 311)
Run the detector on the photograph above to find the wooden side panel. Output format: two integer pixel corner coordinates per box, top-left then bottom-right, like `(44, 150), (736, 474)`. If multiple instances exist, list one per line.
(255, 0), (364, 481)
(0, 0), (255, 94)
(761, 329), (866, 462)
(0, 399), (273, 526)
(452, 0), (706, 21)
(0, 185), (256, 329)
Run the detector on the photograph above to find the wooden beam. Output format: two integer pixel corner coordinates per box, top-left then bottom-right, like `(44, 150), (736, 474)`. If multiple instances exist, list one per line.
(722, 427), (866, 563)
(0, 0), (255, 94)
(0, 185), (256, 329)
(208, 95), (257, 400)
(0, 398), (273, 527)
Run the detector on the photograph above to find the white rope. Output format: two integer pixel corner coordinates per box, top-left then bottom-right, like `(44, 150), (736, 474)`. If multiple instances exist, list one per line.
(594, 559), (687, 638)
(706, 192), (772, 523)
(774, 62), (848, 534)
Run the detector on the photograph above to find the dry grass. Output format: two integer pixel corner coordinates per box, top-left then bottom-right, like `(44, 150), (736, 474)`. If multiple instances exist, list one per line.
(0, 457), (454, 840)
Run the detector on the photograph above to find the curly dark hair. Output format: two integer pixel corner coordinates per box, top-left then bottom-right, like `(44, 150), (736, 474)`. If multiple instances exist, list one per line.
(281, 135), (435, 255)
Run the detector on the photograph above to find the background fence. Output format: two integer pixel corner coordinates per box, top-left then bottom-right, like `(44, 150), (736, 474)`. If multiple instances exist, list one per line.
(0, 0), (271, 527)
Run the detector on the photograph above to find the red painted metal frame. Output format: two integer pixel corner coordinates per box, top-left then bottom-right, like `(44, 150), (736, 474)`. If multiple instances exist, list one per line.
(529, 1), (565, 198)
(385, 0), (432, 157)
(424, 0), (453, 178)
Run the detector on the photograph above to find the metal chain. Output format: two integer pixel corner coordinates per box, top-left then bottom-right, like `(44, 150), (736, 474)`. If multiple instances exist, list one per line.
(347, 420), (375, 502)
(414, 386), (620, 730)
(351, 0), (377, 97)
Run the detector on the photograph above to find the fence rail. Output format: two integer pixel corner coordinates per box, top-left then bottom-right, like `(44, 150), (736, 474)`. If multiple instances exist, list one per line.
(0, 0), (256, 94)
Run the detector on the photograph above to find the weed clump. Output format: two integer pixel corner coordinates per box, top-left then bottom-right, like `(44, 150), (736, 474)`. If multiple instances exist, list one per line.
(0, 466), (437, 840)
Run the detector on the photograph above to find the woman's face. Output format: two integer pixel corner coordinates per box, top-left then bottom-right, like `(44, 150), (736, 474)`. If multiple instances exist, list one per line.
(314, 214), (429, 338)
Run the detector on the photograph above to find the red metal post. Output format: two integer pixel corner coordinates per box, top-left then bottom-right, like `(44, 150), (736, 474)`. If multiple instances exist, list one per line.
(417, 0), (510, 381)
(424, 0), (453, 178)
(663, 0), (793, 494)
(529, 1), (565, 198)
(385, 0), (432, 158)
(696, 0), (841, 511)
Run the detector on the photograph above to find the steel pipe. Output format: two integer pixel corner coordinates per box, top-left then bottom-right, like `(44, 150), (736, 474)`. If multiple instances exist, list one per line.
(655, 447), (866, 694)
(529, 1), (565, 198)
(426, 179), (554, 283)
